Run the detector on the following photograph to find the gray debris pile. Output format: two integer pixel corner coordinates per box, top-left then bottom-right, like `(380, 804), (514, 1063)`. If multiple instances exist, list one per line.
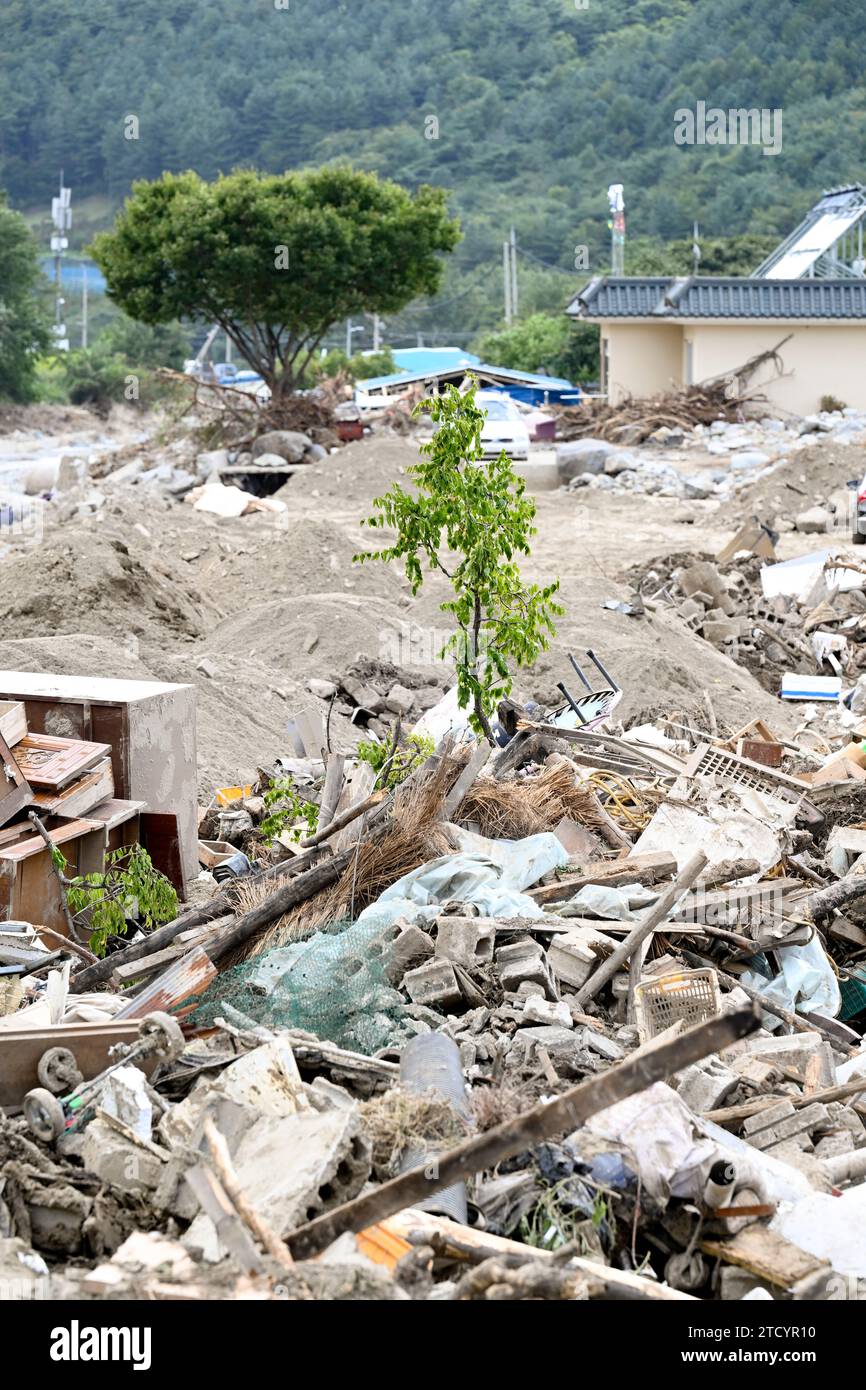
(6, 670), (866, 1303)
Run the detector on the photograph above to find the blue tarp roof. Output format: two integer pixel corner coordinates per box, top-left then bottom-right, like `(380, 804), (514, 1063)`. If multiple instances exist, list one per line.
(360, 361), (575, 392)
(389, 347), (481, 373)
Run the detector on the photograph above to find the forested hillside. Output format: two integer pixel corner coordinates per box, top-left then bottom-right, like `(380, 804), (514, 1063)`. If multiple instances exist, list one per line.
(2, 0), (865, 339)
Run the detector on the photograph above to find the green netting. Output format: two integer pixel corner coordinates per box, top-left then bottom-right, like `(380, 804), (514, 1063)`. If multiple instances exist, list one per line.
(191, 910), (415, 1055)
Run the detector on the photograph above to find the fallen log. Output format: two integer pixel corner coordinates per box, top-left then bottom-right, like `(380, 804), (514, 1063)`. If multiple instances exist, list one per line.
(805, 867), (866, 924)
(527, 850), (678, 906)
(286, 1006), (759, 1259)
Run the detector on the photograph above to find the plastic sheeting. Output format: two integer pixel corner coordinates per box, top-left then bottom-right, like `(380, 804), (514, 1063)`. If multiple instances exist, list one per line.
(355, 828), (569, 927)
(741, 933), (841, 1027)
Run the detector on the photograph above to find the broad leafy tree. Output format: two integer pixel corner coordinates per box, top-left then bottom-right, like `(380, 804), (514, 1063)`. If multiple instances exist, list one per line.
(93, 167), (460, 397)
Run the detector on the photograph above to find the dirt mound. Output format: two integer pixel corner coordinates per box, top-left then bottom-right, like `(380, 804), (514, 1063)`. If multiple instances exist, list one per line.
(0, 528), (208, 646)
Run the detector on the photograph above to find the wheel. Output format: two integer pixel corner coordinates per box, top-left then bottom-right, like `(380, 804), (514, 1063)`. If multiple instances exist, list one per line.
(138, 1011), (185, 1061)
(853, 530), (866, 545)
(36, 1046), (83, 1095)
(23, 1088), (66, 1143)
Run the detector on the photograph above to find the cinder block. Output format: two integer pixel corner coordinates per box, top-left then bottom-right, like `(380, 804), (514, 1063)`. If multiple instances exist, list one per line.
(435, 917), (496, 970)
(402, 958), (462, 1010)
(747, 1102), (829, 1151)
(677, 1057), (739, 1113)
(496, 938), (557, 999)
(385, 924), (434, 983)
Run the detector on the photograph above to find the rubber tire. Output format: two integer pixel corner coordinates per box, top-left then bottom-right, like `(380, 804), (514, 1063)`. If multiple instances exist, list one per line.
(138, 1010), (185, 1061)
(853, 530), (866, 545)
(37, 1046), (83, 1094)
(23, 1088), (66, 1143)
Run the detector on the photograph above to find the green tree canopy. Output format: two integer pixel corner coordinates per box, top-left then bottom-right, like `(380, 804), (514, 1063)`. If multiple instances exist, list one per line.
(92, 167), (460, 396)
(0, 194), (53, 401)
(474, 313), (599, 384)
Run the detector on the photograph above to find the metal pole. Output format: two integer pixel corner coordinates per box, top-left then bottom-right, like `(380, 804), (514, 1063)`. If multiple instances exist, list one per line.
(81, 265), (88, 349)
(510, 225), (518, 320)
(503, 241), (512, 324)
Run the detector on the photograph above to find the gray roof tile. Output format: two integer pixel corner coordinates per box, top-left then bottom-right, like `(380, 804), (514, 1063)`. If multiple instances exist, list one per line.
(568, 276), (866, 320)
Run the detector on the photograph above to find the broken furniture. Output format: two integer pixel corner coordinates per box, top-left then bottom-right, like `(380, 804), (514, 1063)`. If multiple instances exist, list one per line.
(0, 673), (198, 892)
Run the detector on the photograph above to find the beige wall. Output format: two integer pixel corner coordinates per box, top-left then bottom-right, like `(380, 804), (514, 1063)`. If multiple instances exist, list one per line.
(687, 323), (866, 414)
(601, 323), (683, 404)
(602, 319), (866, 414)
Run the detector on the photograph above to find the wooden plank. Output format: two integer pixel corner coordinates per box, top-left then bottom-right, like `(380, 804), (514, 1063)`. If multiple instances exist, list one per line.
(0, 816), (103, 862)
(527, 851), (678, 905)
(140, 810), (185, 897)
(700, 1227), (829, 1290)
(0, 701), (26, 748)
(0, 731), (32, 829)
(13, 732), (112, 790)
(444, 742), (492, 818)
(29, 758), (115, 819)
(384, 1209), (696, 1300)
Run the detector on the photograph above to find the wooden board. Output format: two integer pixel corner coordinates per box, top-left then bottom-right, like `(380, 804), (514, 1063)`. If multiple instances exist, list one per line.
(527, 851), (678, 905)
(701, 1227), (829, 1290)
(0, 731), (32, 829)
(0, 701), (26, 748)
(140, 810), (185, 897)
(13, 732), (112, 790)
(29, 757), (114, 818)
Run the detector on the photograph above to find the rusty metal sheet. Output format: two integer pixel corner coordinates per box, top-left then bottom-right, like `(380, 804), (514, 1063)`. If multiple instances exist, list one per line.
(115, 945), (216, 1021)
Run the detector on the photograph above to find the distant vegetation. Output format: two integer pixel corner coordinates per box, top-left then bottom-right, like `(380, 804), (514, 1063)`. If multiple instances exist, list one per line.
(2, 0), (864, 350)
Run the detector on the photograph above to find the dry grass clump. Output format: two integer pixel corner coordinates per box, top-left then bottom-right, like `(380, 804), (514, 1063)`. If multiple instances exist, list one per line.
(468, 1079), (534, 1133)
(457, 761), (605, 839)
(360, 1086), (469, 1179)
(227, 873), (300, 938)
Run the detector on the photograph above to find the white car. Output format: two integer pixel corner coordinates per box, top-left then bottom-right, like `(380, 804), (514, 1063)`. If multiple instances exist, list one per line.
(476, 392), (530, 461)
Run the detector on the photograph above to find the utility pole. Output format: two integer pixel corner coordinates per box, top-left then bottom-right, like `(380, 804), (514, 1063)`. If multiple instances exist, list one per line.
(81, 264), (88, 349)
(607, 184), (625, 276)
(372, 313), (382, 351)
(692, 220), (701, 274)
(345, 320), (364, 356)
(50, 172), (71, 351)
(510, 225), (518, 321)
(503, 239), (512, 323)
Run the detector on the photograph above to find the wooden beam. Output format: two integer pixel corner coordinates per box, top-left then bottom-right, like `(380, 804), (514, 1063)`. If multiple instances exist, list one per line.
(286, 1006), (759, 1259)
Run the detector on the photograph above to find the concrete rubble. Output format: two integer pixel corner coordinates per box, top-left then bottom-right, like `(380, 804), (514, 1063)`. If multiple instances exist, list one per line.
(3, 638), (866, 1306)
(7, 393), (866, 1306)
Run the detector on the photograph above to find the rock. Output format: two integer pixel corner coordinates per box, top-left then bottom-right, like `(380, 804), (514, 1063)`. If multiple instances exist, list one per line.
(795, 506), (832, 534)
(195, 448), (229, 478)
(196, 658), (218, 679)
(383, 682), (416, 717)
(603, 451), (637, 476)
(306, 677), (338, 699)
(556, 438), (627, 480)
(253, 451), (293, 469)
(252, 430), (312, 463)
(730, 451), (770, 472)
(522, 995), (573, 1028)
(304, 443), (327, 461)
